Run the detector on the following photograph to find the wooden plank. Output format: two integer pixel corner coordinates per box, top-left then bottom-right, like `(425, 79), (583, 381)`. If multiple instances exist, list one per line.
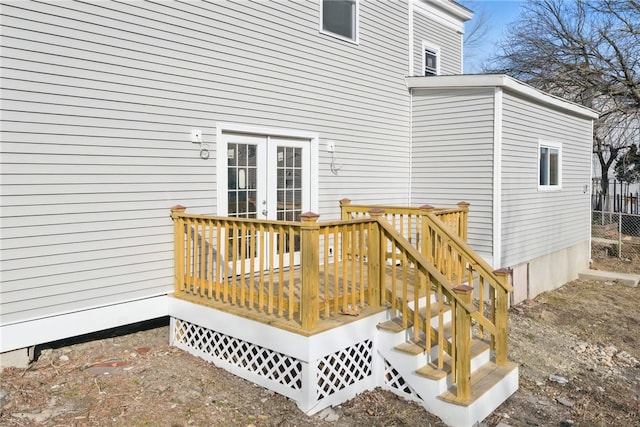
(438, 361), (518, 407)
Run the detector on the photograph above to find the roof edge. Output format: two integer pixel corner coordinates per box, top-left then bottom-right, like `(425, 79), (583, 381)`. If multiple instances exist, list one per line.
(420, 0), (473, 22)
(406, 74), (600, 120)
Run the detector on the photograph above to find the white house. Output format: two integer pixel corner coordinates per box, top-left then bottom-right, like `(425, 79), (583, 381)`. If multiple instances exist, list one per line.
(1, 0), (597, 424)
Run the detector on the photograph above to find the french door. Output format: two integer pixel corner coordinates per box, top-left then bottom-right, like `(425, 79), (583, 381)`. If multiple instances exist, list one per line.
(220, 133), (311, 270)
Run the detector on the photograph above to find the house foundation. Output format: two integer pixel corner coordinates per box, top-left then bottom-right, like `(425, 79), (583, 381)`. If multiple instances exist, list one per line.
(0, 346), (35, 370)
(511, 240), (590, 303)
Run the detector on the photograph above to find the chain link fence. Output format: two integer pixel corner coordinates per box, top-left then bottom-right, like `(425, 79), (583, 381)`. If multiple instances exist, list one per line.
(592, 210), (640, 262)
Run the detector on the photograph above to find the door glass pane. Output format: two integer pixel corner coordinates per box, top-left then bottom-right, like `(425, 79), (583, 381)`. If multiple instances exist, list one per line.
(227, 142), (259, 263)
(228, 143), (258, 218)
(276, 146), (302, 253)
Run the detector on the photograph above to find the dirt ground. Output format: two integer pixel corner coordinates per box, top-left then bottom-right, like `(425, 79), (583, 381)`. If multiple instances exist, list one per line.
(1, 257), (639, 427)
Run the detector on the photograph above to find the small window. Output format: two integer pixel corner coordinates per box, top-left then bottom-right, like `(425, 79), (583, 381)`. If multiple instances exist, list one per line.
(539, 141), (562, 190)
(422, 43), (440, 76)
(321, 0), (358, 43)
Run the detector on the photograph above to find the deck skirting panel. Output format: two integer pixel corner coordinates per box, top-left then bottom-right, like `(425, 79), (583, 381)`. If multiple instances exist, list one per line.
(169, 297), (389, 414)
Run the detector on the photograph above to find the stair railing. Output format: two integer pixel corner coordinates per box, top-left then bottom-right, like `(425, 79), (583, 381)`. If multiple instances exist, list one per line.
(419, 207), (512, 365)
(368, 209), (511, 400)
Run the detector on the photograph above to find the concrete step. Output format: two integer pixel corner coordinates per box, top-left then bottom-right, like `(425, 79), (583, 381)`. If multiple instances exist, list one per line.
(579, 268), (639, 287)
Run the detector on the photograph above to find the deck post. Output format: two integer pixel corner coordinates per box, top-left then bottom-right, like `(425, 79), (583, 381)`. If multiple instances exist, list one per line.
(367, 208), (386, 307)
(339, 198), (352, 220)
(300, 212), (320, 330)
(456, 201), (470, 242)
(493, 268), (511, 366)
(453, 284), (473, 400)
(171, 205), (187, 293)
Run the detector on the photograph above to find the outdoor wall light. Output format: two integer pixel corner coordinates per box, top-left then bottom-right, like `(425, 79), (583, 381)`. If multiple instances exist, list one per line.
(190, 129), (210, 159)
(326, 140), (343, 175)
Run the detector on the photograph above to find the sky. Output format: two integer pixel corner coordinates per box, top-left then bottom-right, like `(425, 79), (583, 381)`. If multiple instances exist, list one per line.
(460, 1), (525, 74)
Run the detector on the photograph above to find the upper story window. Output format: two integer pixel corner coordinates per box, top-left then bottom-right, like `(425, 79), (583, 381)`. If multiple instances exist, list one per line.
(321, 0), (359, 43)
(539, 140), (562, 190)
(422, 42), (440, 76)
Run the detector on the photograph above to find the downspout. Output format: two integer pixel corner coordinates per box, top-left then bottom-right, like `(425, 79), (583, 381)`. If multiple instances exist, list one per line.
(408, 0), (414, 205)
(409, 87), (413, 205)
(493, 87), (503, 269)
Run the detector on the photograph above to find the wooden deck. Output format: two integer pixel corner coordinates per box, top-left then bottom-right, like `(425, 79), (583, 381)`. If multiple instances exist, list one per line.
(170, 203), (513, 403)
(172, 260), (427, 336)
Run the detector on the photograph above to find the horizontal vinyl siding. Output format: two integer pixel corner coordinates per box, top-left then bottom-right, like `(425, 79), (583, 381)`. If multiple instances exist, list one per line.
(0, 0), (411, 327)
(500, 91), (593, 267)
(413, 11), (462, 75)
(411, 88), (495, 256)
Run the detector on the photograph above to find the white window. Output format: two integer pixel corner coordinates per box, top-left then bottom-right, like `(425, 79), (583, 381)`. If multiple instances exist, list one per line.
(538, 140), (562, 190)
(320, 0), (358, 43)
(422, 42), (440, 76)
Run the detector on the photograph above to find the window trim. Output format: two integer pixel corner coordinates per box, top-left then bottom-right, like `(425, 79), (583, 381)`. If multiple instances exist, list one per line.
(538, 140), (562, 191)
(319, 0), (359, 44)
(422, 41), (440, 76)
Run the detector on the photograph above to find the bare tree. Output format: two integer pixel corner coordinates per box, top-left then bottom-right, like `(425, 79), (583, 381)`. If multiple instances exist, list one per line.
(460, 0), (493, 72)
(489, 0), (640, 198)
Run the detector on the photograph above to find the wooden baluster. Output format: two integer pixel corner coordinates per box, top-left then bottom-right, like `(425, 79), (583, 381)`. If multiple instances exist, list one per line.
(268, 225), (274, 314)
(493, 268), (511, 366)
(258, 223), (265, 311)
(207, 220), (214, 298)
(288, 229), (295, 320)
(215, 222), (222, 299)
(333, 227), (340, 315)
(453, 285), (473, 400)
(300, 212), (320, 330)
(240, 222), (246, 305)
(323, 228), (331, 318)
(278, 224), (285, 316)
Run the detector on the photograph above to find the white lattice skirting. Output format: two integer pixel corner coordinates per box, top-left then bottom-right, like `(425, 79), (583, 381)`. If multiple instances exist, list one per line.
(168, 296), (388, 414)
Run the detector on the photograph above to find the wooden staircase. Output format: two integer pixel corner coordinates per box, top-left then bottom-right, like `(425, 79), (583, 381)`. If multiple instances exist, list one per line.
(375, 293), (518, 427)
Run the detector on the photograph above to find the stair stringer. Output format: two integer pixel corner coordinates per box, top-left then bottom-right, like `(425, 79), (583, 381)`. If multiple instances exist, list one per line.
(376, 325), (516, 427)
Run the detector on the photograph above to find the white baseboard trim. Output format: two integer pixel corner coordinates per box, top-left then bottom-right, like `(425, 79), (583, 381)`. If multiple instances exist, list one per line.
(0, 296), (169, 353)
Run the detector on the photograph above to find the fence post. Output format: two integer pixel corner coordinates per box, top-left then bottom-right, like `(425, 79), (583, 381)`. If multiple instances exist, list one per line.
(367, 208), (386, 307)
(453, 285), (473, 400)
(457, 201), (470, 242)
(340, 198), (352, 220)
(493, 268), (511, 366)
(300, 212), (320, 330)
(171, 205), (187, 293)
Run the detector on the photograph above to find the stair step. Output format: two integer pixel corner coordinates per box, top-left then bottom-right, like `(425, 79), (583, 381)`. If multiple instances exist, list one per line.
(438, 361), (519, 407)
(394, 338), (427, 355)
(377, 317), (409, 333)
(416, 339), (490, 380)
(419, 302), (451, 319)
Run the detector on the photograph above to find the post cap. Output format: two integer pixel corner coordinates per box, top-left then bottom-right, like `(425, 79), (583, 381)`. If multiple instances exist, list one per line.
(300, 212), (320, 221)
(453, 285), (473, 293)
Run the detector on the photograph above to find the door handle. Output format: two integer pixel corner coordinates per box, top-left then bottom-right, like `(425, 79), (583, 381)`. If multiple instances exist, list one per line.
(262, 209), (268, 216)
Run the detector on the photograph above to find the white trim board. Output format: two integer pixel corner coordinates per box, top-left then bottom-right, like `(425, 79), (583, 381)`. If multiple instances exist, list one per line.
(216, 122), (320, 216)
(493, 87), (503, 269)
(406, 75), (600, 120)
(1, 296), (169, 353)
(413, 0), (471, 32)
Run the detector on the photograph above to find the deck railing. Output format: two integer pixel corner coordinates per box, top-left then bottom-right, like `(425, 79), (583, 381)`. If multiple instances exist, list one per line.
(171, 202), (511, 400)
(340, 198), (469, 243)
